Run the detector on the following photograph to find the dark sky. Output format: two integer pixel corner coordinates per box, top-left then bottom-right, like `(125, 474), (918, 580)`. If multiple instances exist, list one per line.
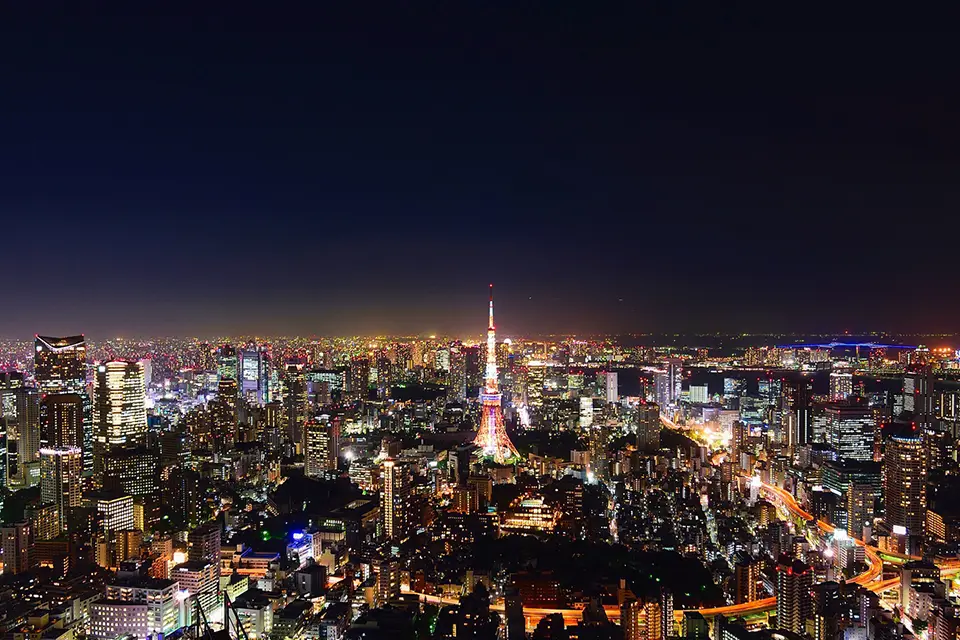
(3, 4), (958, 337)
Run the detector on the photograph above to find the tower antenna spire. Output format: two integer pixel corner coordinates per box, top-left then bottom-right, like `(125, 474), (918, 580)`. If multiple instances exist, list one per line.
(474, 284), (519, 464)
(488, 283), (494, 330)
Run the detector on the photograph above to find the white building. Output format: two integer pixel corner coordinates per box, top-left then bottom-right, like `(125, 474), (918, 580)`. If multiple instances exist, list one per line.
(89, 578), (187, 640)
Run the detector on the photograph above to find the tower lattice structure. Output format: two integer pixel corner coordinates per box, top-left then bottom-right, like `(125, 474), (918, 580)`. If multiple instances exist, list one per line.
(473, 285), (520, 464)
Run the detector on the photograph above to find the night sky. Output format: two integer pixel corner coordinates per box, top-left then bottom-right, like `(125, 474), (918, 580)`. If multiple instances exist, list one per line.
(3, 5), (958, 337)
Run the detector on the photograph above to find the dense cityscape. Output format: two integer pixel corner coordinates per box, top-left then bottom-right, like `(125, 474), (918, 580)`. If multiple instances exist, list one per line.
(0, 287), (955, 640)
(4, 5), (957, 640)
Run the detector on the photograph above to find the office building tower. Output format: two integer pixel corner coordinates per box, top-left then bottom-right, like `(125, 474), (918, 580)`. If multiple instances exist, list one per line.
(217, 344), (239, 381)
(102, 445), (161, 526)
(846, 482), (876, 539)
(172, 560), (220, 618)
(284, 363), (308, 448)
(35, 335), (86, 394)
(688, 384), (709, 405)
(1, 522), (33, 575)
(904, 365), (935, 430)
(682, 611), (708, 640)
(812, 582), (842, 640)
(660, 589), (674, 640)
(776, 556), (812, 635)
(26, 502), (60, 541)
(304, 417), (340, 477)
(188, 522), (221, 564)
(210, 377), (239, 450)
(825, 404), (876, 461)
(34, 336), (92, 473)
(636, 402), (661, 452)
(603, 371), (619, 403)
(348, 357), (370, 401)
(9, 386), (41, 472)
(448, 342), (467, 402)
(239, 346), (263, 404)
(93, 361), (147, 474)
(829, 365), (853, 401)
(41, 393), (84, 450)
(733, 554), (759, 604)
(40, 446), (82, 534)
(884, 432), (927, 537)
(96, 494), (136, 533)
(381, 458), (412, 541)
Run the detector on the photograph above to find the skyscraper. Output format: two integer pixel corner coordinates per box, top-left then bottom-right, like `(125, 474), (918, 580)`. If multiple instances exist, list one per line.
(829, 365), (853, 401)
(473, 285), (520, 464)
(34, 335), (92, 473)
(884, 431), (927, 538)
(41, 393), (84, 450)
(381, 458), (411, 541)
(825, 403), (876, 461)
(776, 555), (812, 635)
(93, 361), (148, 475)
(733, 554), (759, 604)
(1, 521), (33, 575)
(304, 417), (340, 477)
(846, 482), (876, 540)
(636, 402), (661, 452)
(40, 446), (83, 534)
(284, 363), (308, 449)
(904, 365), (934, 430)
(34, 335), (86, 394)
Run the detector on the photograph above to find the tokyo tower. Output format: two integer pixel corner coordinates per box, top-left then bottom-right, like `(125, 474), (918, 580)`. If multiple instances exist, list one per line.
(473, 284), (520, 464)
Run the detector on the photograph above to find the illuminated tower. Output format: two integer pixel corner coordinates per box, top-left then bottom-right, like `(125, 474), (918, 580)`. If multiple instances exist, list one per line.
(473, 285), (520, 464)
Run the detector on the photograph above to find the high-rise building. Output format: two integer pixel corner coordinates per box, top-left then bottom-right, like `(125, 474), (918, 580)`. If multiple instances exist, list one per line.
(239, 346), (264, 404)
(96, 493), (136, 534)
(660, 589), (674, 640)
(348, 357), (370, 401)
(1, 521), (33, 574)
(41, 393), (84, 450)
(846, 482), (876, 539)
(172, 560), (220, 619)
(25, 502), (60, 541)
(217, 344), (239, 382)
(603, 372), (619, 403)
(304, 417), (340, 477)
(93, 361), (147, 474)
(825, 404), (876, 461)
(776, 556), (812, 635)
(473, 286), (520, 464)
(34, 336), (91, 474)
(884, 432), (927, 537)
(688, 384), (709, 405)
(829, 365), (853, 401)
(102, 445), (161, 526)
(284, 363), (308, 449)
(35, 335), (86, 394)
(655, 358), (682, 407)
(40, 446), (83, 534)
(636, 402), (661, 452)
(89, 578), (186, 640)
(812, 582), (842, 640)
(188, 522), (222, 564)
(733, 554), (760, 604)
(904, 365), (934, 430)
(381, 458), (411, 541)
